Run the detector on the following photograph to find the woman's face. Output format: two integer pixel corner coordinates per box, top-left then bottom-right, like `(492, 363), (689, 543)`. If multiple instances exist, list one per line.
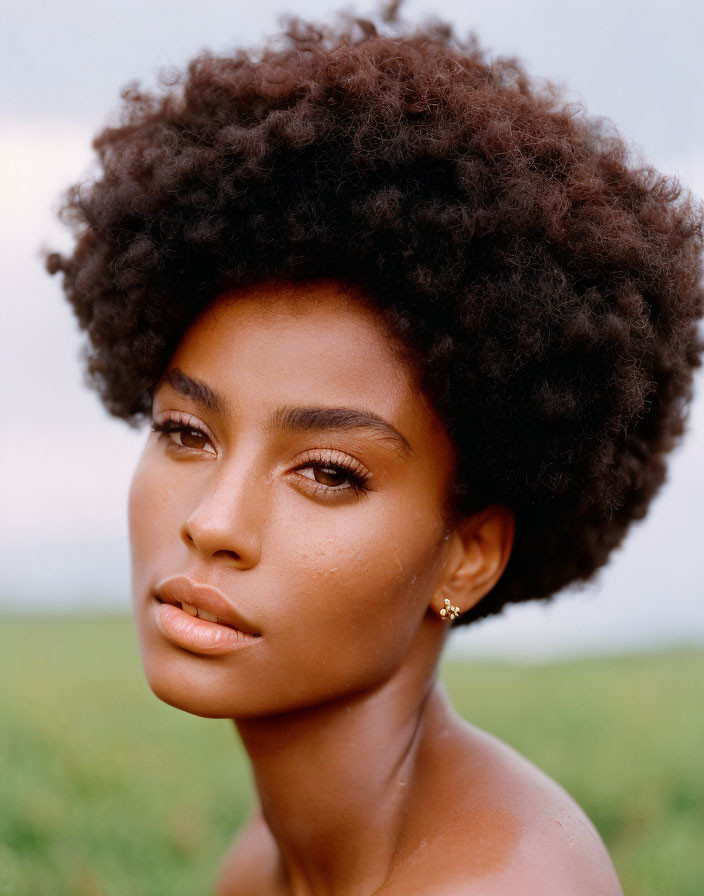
(128, 279), (459, 718)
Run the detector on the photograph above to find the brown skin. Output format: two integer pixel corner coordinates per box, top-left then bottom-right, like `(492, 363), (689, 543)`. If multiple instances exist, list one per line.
(128, 279), (623, 895)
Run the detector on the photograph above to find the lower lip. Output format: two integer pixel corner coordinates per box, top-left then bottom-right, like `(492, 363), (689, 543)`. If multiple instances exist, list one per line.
(154, 601), (261, 656)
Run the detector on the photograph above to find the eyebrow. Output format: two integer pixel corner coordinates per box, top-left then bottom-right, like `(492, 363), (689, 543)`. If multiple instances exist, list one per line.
(271, 406), (412, 454)
(156, 368), (412, 454)
(158, 368), (227, 414)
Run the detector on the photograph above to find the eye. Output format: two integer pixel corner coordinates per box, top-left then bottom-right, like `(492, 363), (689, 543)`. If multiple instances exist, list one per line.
(293, 449), (371, 498)
(299, 464), (358, 489)
(170, 427), (210, 451)
(151, 416), (216, 455)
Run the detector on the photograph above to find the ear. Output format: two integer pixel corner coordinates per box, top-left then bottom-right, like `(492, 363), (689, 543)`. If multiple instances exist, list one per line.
(430, 505), (515, 621)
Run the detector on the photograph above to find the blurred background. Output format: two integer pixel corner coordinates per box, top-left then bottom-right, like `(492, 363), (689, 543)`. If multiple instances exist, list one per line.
(1, 2), (703, 894)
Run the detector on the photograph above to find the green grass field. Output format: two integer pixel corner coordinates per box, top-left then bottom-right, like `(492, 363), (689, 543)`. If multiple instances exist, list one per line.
(1, 615), (702, 895)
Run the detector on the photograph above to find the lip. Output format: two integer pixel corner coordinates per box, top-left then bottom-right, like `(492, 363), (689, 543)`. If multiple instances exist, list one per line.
(156, 574), (260, 633)
(153, 574), (262, 656)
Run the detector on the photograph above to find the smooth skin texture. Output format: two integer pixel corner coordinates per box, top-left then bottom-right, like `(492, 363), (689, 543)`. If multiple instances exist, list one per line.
(128, 279), (623, 895)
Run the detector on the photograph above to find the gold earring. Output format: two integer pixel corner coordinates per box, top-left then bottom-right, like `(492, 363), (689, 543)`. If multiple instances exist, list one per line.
(439, 598), (461, 621)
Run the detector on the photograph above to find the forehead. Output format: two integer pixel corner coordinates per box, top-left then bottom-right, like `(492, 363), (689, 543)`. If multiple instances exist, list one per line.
(169, 281), (416, 415)
(164, 279), (457, 480)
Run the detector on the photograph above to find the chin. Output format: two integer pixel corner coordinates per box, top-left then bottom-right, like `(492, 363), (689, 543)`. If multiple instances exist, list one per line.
(147, 676), (233, 719)
(138, 647), (242, 718)
(137, 646), (306, 719)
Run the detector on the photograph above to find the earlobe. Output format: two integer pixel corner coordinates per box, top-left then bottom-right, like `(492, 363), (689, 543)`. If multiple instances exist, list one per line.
(431, 505), (515, 621)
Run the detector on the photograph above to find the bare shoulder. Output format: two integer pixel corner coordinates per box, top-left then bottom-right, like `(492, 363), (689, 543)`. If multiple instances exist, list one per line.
(214, 811), (284, 896)
(382, 720), (623, 896)
(215, 721), (623, 896)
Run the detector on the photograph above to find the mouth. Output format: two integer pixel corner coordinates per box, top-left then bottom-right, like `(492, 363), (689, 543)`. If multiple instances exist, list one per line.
(155, 574), (261, 633)
(155, 595), (243, 630)
(152, 575), (262, 656)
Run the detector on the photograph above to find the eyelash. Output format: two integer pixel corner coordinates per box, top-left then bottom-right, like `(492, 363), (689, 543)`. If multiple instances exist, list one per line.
(293, 448), (371, 498)
(151, 415), (215, 453)
(150, 418), (371, 499)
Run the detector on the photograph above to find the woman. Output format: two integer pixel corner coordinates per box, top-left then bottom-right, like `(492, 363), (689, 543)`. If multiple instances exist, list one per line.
(48, 8), (703, 894)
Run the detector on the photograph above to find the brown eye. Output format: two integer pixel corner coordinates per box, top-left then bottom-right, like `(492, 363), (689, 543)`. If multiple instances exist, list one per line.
(170, 428), (209, 451)
(298, 461), (368, 495)
(151, 418), (216, 455)
(294, 451), (370, 498)
(313, 466), (349, 487)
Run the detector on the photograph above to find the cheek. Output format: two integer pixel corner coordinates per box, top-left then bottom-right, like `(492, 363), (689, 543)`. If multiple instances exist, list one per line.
(128, 452), (160, 579)
(268, 496), (447, 685)
(127, 448), (187, 595)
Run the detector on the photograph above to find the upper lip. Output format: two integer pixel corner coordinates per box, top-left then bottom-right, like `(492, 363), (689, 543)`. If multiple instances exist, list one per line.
(155, 574), (261, 636)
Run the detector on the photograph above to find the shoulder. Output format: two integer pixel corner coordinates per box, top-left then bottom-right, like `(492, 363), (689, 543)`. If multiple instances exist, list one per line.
(383, 720), (623, 896)
(215, 721), (623, 896)
(384, 810), (622, 896)
(383, 856), (621, 896)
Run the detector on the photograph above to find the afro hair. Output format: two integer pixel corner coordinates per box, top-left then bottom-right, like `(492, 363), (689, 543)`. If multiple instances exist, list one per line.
(48, 7), (704, 624)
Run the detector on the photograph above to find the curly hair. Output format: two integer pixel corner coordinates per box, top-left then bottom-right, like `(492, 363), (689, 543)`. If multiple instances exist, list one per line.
(48, 8), (704, 625)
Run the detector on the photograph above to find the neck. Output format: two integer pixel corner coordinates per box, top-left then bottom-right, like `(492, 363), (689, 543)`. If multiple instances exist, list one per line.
(234, 623), (450, 896)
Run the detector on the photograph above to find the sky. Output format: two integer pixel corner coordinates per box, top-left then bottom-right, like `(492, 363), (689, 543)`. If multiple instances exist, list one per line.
(1, 0), (703, 658)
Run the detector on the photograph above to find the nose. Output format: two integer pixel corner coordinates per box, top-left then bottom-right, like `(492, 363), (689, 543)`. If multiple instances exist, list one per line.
(180, 460), (263, 569)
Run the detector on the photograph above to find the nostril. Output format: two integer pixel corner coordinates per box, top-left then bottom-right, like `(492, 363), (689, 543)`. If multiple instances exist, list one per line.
(212, 549), (241, 562)
(180, 522), (202, 551)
